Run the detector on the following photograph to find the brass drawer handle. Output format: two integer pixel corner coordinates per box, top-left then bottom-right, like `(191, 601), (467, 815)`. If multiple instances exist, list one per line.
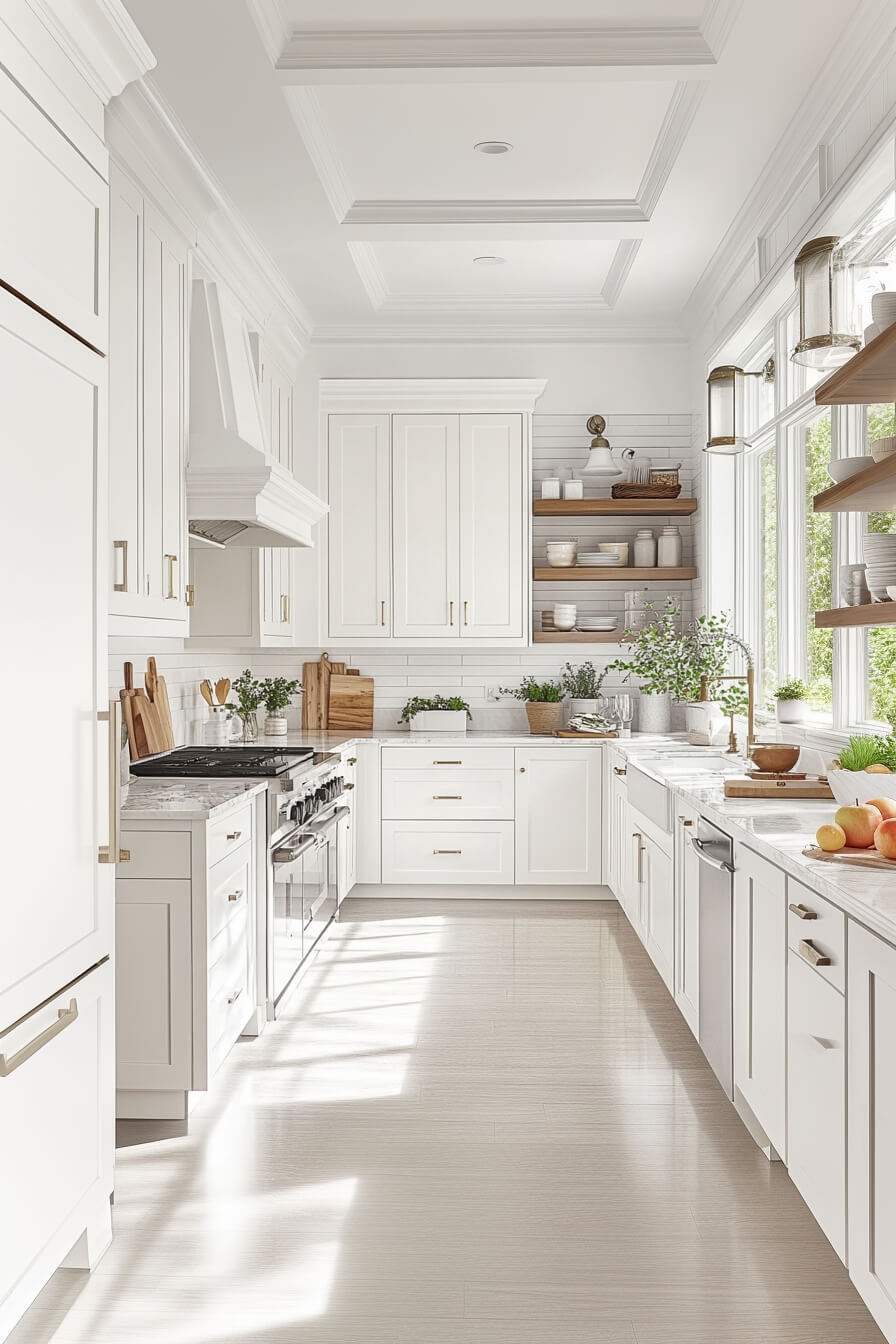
(348, 757), (357, 765)
(433, 795), (462, 800)
(0, 1000), (78, 1078)
(464, 600), (469, 626)
(381, 599), (386, 626)
(227, 889), (244, 903)
(678, 816), (693, 827)
(226, 830), (242, 842)
(165, 554), (178, 600)
(227, 987), (243, 1005)
(614, 767), (627, 776)
(633, 832), (644, 883)
(799, 939), (831, 967)
(344, 782), (355, 789)
(98, 701), (130, 864)
(185, 583), (195, 607)
(113, 539), (128, 592)
(433, 849), (462, 855)
(789, 902), (817, 920)
(450, 600), (455, 626)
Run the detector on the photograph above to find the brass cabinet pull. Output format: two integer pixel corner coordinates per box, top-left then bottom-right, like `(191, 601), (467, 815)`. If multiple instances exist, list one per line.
(678, 816), (693, 827)
(789, 902), (818, 920)
(348, 758), (357, 765)
(0, 999), (78, 1078)
(450, 600), (455, 626)
(799, 939), (831, 967)
(433, 849), (462, 855)
(227, 831), (242, 842)
(113, 539), (128, 592)
(227, 987), (243, 1005)
(344, 782), (355, 790)
(464, 600), (469, 626)
(98, 700), (130, 864)
(280, 593), (291, 623)
(381, 600), (386, 626)
(227, 889), (244, 903)
(165, 554), (177, 599)
(614, 766), (627, 776)
(434, 760), (462, 765)
(519, 767), (526, 773)
(433, 795), (462, 800)
(185, 583), (195, 608)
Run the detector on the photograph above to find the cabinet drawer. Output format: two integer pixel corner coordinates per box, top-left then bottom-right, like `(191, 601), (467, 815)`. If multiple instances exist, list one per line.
(382, 769), (514, 820)
(207, 927), (250, 1075)
(787, 950), (846, 1261)
(382, 821), (514, 884)
(787, 879), (845, 993)
(208, 843), (252, 943)
(207, 803), (254, 869)
(0, 961), (112, 1305)
(208, 903), (248, 979)
(382, 746), (514, 772)
(0, 72), (107, 349)
(121, 829), (191, 879)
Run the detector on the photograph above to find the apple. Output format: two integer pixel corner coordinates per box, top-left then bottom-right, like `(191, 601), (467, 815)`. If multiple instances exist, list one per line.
(866, 763), (893, 774)
(834, 803), (883, 848)
(874, 817), (896, 859)
(868, 797), (896, 821)
(816, 823), (846, 853)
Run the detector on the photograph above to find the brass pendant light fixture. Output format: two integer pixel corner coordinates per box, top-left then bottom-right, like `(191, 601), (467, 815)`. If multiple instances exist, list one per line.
(704, 358), (776, 455)
(791, 235), (861, 368)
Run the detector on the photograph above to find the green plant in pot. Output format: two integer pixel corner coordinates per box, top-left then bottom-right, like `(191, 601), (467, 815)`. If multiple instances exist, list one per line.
(398, 694), (471, 733)
(606, 602), (690, 734)
(500, 677), (565, 735)
(226, 669), (264, 742)
(260, 676), (301, 737)
(773, 677), (810, 725)
(561, 661), (607, 718)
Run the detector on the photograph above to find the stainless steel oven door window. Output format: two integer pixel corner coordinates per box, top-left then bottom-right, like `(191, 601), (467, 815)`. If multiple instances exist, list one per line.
(271, 830), (314, 1003)
(303, 806), (350, 952)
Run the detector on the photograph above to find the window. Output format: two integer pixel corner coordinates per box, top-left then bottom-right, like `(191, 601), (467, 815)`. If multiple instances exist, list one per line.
(758, 444), (778, 706)
(866, 400), (896, 723)
(803, 411), (834, 711)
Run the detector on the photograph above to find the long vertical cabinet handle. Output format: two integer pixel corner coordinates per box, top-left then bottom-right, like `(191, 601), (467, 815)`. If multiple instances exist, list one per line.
(449, 600), (455, 626)
(98, 700), (130, 864)
(464, 600), (469, 626)
(113, 540), (128, 593)
(381, 600), (386, 627)
(164, 554), (177, 600)
(633, 832), (644, 883)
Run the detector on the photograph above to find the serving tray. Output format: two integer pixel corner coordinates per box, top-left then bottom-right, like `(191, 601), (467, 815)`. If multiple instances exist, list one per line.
(803, 845), (896, 871)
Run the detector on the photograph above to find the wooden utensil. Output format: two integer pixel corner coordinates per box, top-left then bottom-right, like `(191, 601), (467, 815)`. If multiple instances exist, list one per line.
(327, 673), (374, 732)
(146, 656), (175, 751)
(200, 680), (215, 707)
(215, 679), (230, 705)
(319, 653), (333, 729)
(302, 659), (321, 730)
(120, 662), (139, 758)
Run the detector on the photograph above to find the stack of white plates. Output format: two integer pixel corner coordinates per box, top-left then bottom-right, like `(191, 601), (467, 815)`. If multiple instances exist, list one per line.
(864, 532), (896, 599)
(577, 616), (618, 632)
(577, 552), (622, 566)
(872, 291), (896, 331)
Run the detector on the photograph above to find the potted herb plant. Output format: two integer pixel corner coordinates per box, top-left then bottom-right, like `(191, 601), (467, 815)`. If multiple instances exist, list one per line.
(606, 602), (688, 734)
(773, 678), (810, 724)
(227, 669), (264, 742)
(260, 676), (301, 736)
(560, 661), (606, 718)
(500, 678), (565, 735)
(398, 694), (471, 733)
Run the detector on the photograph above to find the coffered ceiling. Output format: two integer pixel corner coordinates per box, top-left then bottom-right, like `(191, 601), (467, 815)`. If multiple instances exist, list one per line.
(122, 0), (861, 342)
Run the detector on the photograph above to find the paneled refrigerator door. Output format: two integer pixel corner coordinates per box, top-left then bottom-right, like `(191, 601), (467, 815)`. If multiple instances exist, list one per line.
(0, 289), (113, 1031)
(392, 414), (460, 639)
(459, 413), (525, 639)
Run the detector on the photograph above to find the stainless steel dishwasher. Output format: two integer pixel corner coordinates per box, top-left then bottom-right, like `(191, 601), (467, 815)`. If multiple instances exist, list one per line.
(691, 816), (736, 1099)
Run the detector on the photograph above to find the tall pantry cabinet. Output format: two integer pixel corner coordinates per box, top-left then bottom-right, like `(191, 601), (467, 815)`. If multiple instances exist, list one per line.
(322, 381), (544, 646)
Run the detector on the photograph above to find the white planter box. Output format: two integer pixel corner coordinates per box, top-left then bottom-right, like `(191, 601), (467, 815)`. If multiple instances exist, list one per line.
(776, 698), (807, 723)
(409, 710), (468, 733)
(828, 769), (896, 807)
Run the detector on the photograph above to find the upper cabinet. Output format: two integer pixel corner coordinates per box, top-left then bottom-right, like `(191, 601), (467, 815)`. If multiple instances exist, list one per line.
(108, 164), (189, 634)
(252, 337), (294, 472)
(323, 382), (542, 647)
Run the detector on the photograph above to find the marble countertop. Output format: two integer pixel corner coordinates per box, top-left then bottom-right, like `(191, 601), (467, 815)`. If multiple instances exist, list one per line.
(258, 729), (625, 750)
(121, 778), (267, 822)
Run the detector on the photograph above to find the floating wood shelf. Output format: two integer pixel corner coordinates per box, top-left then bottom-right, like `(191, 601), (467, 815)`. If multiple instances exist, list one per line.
(814, 322), (896, 405)
(533, 631), (623, 643)
(815, 603), (896, 629)
(533, 498), (698, 517)
(813, 453), (896, 512)
(533, 566), (698, 581)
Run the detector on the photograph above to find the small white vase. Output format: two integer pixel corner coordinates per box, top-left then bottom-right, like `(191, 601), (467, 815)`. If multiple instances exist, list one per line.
(568, 698), (602, 717)
(776, 698), (807, 724)
(638, 692), (672, 734)
(264, 712), (288, 736)
(684, 700), (725, 742)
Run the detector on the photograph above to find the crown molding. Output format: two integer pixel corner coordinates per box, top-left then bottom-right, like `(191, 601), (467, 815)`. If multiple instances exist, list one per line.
(343, 198), (650, 227)
(311, 322), (687, 346)
(27, 0), (154, 102)
(700, 0), (744, 59)
(346, 241), (389, 310)
(637, 81), (706, 217)
(319, 377), (548, 413)
(287, 88), (353, 222)
(276, 25), (716, 73)
(244, 0), (289, 66)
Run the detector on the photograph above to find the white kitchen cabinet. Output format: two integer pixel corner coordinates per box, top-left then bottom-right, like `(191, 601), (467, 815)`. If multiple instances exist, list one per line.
(108, 163), (189, 634)
(327, 413), (392, 637)
(338, 748), (358, 901)
(606, 754), (627, 900)
(382, 821), (515, 884)
(673, 806), (700, 1039)
(733, 846), (786, 1159)
(848, 920), (896, 1338)
(788, 949), (846, 1262)
(641, 833), (674, 992)
(252, 337), (294, 471)
(392, 413), (460, 638)
(514, 749), (602, 885)
(188, 544), (296, 647)
(459, 414), (525, 639)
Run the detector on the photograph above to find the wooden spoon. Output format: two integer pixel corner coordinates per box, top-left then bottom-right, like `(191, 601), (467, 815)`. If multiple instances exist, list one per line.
(215, 678), (231, 705)
(200, 680), (215, 707)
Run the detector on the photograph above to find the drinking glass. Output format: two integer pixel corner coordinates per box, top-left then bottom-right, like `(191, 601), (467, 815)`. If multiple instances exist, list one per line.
(613, 694), (633, 736)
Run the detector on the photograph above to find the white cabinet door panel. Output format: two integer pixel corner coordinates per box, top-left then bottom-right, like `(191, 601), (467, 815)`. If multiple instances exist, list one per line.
(328, 414), (391, 637)
(108, 167), (142, 613)
(459, 414), (524, 639)
(382, 821), (514, 884)
(382, 769), (515, 821)
(514, 749), (602, 884)
(643, 835), (674, 992)
(674, 808), (700, 1038)
(733, 847), (786, 1158)
(392, 414), (459, 639)
(115, 880), (192, 1092)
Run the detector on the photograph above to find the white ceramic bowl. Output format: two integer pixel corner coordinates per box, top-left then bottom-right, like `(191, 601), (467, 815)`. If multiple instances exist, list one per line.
(827, 456), (874, 482)
(598, 542), (630, 564)
(871, 436), (896, 463)
(828, 768), (896, 807)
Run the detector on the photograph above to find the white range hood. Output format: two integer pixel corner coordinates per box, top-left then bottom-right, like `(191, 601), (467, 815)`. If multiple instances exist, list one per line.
(187, 279), (326, 548)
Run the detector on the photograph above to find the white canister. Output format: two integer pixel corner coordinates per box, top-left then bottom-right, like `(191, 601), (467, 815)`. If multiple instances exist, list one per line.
(264, 712), (288, 736)
(541, 476), (561, 499)
(638, 692), (672, 734)
(657, 525), (682, 568)
(205, 704), (231, 745)
(633, 529), (656, 567)
(545, 539), (578, 567)
(553, 603), (577, 631)
(562, 478), (584, 500)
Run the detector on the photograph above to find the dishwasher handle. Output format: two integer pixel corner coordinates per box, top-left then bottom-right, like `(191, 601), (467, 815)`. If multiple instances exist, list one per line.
(689, 833), (735, 874)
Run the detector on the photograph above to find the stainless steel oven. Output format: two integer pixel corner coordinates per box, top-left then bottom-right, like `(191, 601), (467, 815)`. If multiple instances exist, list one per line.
(270, 801), (349, 1007)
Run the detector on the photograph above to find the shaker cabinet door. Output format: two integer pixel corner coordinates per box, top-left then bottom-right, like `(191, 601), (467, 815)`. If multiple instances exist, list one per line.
(459, 414), (524, 639)
(328, 414), (392, 637)
(392, 414), (459, 639)
(514, 749), (602, 884)
(733, 847), (786, 1158)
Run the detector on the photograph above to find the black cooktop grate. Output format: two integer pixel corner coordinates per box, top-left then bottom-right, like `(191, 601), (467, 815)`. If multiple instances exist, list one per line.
(130, 746), (315, 778)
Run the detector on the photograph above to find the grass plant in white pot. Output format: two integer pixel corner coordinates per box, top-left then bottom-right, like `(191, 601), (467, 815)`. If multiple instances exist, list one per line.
(773, 678), (810, 724)
(828, 733), (896, 806)
(399, 695), (471, 733)
(560, 661), (606, 718)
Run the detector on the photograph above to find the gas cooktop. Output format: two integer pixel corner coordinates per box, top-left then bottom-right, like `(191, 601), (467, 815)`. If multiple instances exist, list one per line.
(130, 746), (316, 779)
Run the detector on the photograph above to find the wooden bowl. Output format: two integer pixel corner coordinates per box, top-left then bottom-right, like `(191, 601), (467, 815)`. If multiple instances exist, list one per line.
(748, 744), (800, 773)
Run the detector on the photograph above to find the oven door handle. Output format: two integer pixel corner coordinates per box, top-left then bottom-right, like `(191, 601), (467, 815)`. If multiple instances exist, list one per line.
(689, 834), (735, 874)
(272, 832), (317, 865)
(304, 805), (350, 836)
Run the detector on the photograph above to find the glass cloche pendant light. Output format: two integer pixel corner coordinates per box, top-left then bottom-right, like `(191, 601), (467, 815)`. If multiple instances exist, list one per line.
(704, 359), (775, 455)
(791, 236), (861, 368)
(581, 415), (623, 478)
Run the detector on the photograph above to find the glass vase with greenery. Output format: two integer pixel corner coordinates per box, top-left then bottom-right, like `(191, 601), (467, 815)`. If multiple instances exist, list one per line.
(227, 669), (264, 741)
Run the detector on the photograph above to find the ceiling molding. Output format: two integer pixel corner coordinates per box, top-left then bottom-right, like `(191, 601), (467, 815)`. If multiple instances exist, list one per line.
(601, 238), (642, 309)
(319, 378), (549, 413)
(26, 0), (155, 102)
(311, 322), (687, 346)
(699, 0), (744, 59)
(276, 25), (717, 73)
(244, 0), (289, 66)
(287, 88), (353, 222)
(343, 198), (650, 226)
(636, 81), (707, 217)
(346, 241), (388, 310)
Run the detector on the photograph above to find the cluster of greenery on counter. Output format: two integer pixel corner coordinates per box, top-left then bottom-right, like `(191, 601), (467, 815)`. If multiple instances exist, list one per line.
(772, 678), (810, 702)
(398, 694), (471, 724)
(560, 661), (605, 700)
(261, 676), (301, 713)
(836, 734), (896, 772)
(606, 604), (742, 704)
(499, 678), (564, 703)
(227, 669), (301, 716)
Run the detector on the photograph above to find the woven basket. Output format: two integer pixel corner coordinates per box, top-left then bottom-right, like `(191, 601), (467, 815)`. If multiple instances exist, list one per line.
(525, 701), (567, 735)
(612, 482), (682, 499)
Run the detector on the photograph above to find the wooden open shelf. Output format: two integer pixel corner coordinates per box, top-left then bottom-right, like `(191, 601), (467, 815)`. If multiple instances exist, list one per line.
(815, 603), (896, 629)
(533, 497), (697, 517)
(534, 630), (623, 643)
(534, 566), (697, 581)
(813, 452), (896, 512)
(814, 322), (896, 405)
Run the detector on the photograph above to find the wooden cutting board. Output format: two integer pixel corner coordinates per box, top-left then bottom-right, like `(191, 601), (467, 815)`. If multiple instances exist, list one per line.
(804, 844), (896, 871)
(145, 656), (175, 751)
(553, 730), (618, 739)
(303, 655), (366, 730)
(327, 674), (374, 732)
(121, 658), (165, 759)
(725, 777), (834, 799)
(120, 662), (139, 758)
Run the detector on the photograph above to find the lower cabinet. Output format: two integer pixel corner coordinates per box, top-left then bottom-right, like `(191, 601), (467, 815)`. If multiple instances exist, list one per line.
(848, 920), (896, 1339)
(116, 796), (263, 1119)
(338, 747), (358, 901)
(733, 845), (786, 1158)
(514, 748), (602, 885)
(640, 833), (674, 992)
(673, 806), (700, 1038)
(382, 820), (514, 884)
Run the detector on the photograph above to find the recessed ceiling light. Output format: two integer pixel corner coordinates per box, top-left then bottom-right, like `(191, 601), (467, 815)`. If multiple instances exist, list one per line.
(473, 255), (506, 266)
(473, 140), (513, 155)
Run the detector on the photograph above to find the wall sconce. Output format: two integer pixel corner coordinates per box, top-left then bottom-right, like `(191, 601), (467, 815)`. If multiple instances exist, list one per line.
(704, 358), (775, 455)
(791, 235), (861, 368)
(582, 415), (623, 478)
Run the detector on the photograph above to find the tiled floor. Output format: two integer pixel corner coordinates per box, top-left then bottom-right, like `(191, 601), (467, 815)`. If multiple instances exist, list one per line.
(9, 899), (885, 1343)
